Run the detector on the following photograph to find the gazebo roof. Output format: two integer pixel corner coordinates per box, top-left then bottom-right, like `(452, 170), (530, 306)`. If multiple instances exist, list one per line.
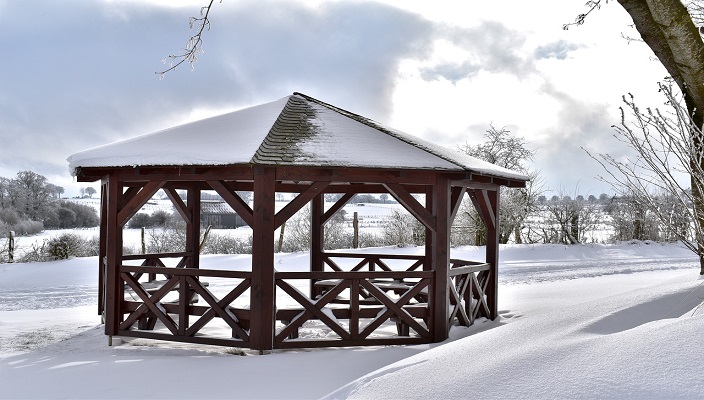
(67, 92), (529, 183)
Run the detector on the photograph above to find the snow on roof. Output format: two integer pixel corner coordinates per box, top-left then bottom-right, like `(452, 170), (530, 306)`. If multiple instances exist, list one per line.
(67, 93), (529, 182)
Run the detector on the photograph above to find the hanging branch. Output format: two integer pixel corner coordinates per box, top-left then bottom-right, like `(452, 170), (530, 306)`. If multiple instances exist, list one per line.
(563, 0), (607, 30)
(156, 0), (217, 78)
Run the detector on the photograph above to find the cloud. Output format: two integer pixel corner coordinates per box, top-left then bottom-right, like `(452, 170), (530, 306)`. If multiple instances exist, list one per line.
(0, 0), (436, 191)
(418, 21), (533, 83)
(534, 40), (582, 60)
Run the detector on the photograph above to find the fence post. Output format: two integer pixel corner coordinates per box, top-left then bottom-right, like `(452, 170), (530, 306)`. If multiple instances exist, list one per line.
(141, 227), (146, 254)
(8, 230), (14, 263)
(353, 212), (359, 249)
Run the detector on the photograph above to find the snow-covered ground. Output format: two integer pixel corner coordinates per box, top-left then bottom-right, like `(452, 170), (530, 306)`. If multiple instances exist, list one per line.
(0, 242), (702, 399)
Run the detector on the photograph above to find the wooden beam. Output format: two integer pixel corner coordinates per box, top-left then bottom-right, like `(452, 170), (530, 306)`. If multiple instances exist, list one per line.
(208, 180), (254, 228)
(383, 183), (436, 232)
(276, 166), (437, 185)
(471, 189), (496, 232)
(250, 167), (276, 352)
(117, 180), (166, 227)
(274, 181), (330, 230)
(322, 192), (355, 224)
(449, 186), (466, 225)
(164, 188), (192, 225)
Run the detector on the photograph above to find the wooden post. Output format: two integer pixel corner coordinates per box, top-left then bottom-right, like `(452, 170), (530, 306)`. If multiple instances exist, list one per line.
(141, 227), (146, 254)
(250, 167), (276, 352)
(485, 189), (500, 320)
(104, 174), (123, 337)
(352, 212), (359, 249)
(431, 175), (450, 341)
(310, 194), (324, 299)
(186, 184), (201, 269)
(98, 182), (108, 317)
(8, 230), (14, 263)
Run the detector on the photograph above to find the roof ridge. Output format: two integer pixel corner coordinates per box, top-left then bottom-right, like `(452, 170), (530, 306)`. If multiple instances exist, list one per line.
(251, 95), (320, 165)
(292, 92), (469, 171)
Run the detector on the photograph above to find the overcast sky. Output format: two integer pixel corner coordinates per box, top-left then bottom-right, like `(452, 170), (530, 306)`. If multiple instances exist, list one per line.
(0, 0), (669, 197)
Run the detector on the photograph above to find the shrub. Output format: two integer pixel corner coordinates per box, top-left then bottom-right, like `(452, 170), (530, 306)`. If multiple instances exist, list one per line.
(43, 201), (99, 229)
(128, 213), (152, 229)
(1, 220), (43, 236)
(201, 233), (252, 254)
(45, 233), (97, 260)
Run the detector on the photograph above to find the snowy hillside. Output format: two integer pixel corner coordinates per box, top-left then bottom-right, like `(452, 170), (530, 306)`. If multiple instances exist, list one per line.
(0, 242), (702, 399)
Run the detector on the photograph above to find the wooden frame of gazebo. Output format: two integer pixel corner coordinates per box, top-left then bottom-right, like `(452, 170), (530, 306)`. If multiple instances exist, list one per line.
(70, 93), (528, 352)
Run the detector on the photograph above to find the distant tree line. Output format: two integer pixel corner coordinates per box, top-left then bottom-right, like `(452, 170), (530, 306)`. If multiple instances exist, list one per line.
(0, 170), (99, 237)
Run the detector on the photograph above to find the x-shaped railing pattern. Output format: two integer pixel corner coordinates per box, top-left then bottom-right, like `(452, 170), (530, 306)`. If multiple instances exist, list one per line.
(275, 276), (431, 345)
(448, 261), (491, 328)
(119, 268), (251, 341)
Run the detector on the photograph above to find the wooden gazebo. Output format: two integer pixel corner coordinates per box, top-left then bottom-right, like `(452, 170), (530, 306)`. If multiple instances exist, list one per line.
(68, 92), (528, 352)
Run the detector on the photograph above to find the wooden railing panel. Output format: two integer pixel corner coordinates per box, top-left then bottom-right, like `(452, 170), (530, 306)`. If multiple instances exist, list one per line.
(117, 264), (252, 347)
(274, 270), (433, 348)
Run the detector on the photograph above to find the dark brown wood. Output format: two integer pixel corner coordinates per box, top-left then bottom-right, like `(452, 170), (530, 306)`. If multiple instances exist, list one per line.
(117, 180), (166, 227)
(484, 189), (500, 319)
(431, 174), (450, 341)
(87, 133), (519, 350)
(471, 189), (496, 231)
(449, 186), (466, 224)
(207, 180), (254, 227)
(98, 181), (108, 317)
(274, 181), (329, 229)
(164, 188), (191, 225)
(383, 183), (436, 232)
(310, 194), (324, 299)
(322, 192), (355, 223)
(104, 174), (122, 336)
(186, 184), (201, 271)
(250, 166), (276, 351)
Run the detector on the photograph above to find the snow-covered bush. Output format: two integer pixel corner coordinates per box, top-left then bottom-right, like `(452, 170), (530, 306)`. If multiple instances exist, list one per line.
(45, 233), (99, 260)
(201, 233), (252, 254)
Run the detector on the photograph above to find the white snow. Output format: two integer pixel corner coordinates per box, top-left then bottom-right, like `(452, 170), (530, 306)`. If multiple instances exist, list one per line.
(66, 94), (529, 182)
(1, 242), (702, 399)
(66, 96), (289, 174)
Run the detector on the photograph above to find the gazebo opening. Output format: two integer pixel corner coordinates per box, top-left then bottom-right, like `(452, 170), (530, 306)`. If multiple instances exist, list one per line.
(68, 92), (528, 351)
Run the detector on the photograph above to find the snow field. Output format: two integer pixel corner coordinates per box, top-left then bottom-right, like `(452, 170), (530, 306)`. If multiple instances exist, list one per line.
(0, 242), (702, 399)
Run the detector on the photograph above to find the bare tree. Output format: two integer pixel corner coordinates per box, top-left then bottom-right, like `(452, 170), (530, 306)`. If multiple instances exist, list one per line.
(539, 189), (601, 245)
(572, 0), (704, 274)
(588, 82), (702, 255)
(459, 125), (542, 244)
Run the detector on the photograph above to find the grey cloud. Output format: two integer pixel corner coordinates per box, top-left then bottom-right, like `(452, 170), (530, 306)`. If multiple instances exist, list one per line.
(0, 0), (436, 187)
(419, 20), (533, 83)
(535, 81), (616, 193)
(534, 40), (582, 60)
(420, 61), (481, 83)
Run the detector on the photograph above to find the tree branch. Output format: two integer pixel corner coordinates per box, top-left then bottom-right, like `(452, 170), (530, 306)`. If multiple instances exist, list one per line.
(156, 0), (217, 78)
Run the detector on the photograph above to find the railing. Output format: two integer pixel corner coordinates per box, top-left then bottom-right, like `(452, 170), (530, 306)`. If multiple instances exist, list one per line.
(108, 253), (491, 350)
(448, 259), (491, 328)
(117, 264), (252, 347)
(275, 270), (433, 348)
(322, 252), (424, 272)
